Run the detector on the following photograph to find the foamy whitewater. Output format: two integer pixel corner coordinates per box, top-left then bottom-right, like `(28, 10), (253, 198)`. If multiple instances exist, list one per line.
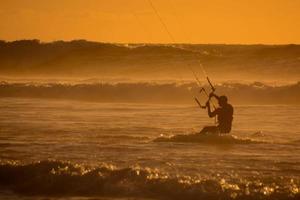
(0, 98), (300, 200)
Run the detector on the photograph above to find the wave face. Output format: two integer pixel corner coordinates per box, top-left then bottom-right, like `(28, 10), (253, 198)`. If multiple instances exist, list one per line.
(0, 81), (299, 105)
(0, 40), (300, 81)
(0, 160), (299, 199)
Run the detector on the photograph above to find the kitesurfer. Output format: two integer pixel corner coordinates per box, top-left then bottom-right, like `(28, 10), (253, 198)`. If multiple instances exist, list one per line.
(199, 93), (233, 135)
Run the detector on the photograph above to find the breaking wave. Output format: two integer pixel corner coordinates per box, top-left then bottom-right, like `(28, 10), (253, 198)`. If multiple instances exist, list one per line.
(0, 81), (299, 105)
(0, 160), (299, 199)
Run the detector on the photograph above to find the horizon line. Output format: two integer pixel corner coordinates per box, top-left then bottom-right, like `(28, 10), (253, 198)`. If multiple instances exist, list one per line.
(1, 39), (299, 46)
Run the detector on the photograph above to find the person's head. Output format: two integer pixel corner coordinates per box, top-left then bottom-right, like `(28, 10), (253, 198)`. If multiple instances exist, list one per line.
(218, 95), (228, 107)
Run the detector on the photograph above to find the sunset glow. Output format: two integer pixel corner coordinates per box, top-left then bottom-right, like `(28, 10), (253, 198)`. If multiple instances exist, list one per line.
(1, 0), (300, 44)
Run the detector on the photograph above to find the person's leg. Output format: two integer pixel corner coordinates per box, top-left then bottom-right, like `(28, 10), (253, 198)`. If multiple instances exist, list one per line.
(199, 126), (219, 135)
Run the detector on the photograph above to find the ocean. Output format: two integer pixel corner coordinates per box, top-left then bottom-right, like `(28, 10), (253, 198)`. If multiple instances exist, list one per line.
(0, 97), (299, 200)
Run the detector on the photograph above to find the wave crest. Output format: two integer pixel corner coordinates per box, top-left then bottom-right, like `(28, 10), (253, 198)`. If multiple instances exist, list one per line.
(0, 81), (299, 105)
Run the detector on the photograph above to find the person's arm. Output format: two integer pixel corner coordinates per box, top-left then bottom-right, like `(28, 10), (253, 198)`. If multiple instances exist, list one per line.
(206, 100), (218, 118)
(209, 92), (220, 101)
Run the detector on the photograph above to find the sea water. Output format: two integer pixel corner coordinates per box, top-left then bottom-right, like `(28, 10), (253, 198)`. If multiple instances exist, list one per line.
(0, 98), (300, 200)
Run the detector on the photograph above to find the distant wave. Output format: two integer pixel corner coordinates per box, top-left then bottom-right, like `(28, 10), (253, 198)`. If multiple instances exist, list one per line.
(1, 40), (300, 81)
(0, 81), (299, 105)
(0, 160), (299, 199)
(153, 134), (267, 144)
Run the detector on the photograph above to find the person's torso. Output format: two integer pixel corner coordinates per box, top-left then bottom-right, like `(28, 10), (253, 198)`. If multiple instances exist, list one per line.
(217, 104), (234, 132)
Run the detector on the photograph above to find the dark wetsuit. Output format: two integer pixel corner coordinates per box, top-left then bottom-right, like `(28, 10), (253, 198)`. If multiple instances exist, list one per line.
(209, 104), (234, 133)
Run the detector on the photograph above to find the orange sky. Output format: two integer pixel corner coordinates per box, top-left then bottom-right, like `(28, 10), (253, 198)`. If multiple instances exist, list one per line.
(0, 0), (299, 44)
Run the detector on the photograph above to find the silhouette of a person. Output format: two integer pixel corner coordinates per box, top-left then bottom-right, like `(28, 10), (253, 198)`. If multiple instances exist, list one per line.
(199, 93), (233, 135)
